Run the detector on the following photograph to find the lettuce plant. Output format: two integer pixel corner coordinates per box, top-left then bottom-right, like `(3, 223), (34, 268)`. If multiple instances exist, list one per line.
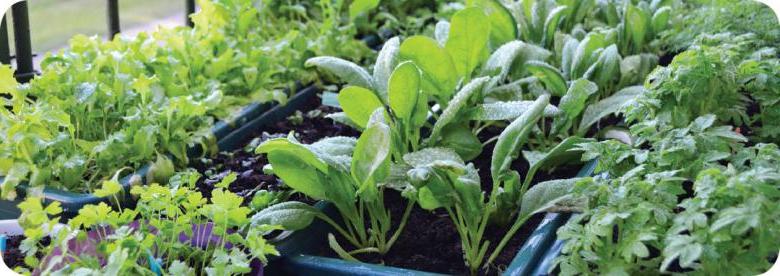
(17, 172), (278, 275)
(253, 109), (411, 260)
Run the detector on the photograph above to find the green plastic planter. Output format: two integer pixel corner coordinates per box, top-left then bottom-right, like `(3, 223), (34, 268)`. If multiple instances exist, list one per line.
(0, 86), (319, 219)
(264, 160), (598, 275)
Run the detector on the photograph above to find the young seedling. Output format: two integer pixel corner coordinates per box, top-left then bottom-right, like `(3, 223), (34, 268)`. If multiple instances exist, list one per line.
(253, 109), (413, 260)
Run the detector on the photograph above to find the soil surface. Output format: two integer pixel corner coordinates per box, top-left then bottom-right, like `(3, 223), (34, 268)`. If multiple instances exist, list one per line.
(192, 94), (359, 203)
(3, 235), (50, 270)
(4, 235), (26, 269)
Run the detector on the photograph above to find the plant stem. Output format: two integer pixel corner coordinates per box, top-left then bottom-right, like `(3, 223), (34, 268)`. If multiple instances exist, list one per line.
(485, 214), (531, 267)
(315, 213), (362, 248)
(385, 199), (415, 251)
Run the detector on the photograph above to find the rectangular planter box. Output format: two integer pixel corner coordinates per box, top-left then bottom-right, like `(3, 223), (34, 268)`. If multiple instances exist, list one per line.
(264, 160), (598, 275)
(0, 86), (319, 219)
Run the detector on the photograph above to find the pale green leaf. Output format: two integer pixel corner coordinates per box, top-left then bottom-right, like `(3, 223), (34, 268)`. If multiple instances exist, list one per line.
(468, 100), (559, 121)
(518, 178), (583, 219)
(305, 57), (374, 90)
(373, 37), (400, 101)
(428, 77), (490, 144)
(446, 7), (491, 78)
(399, 36), (458, 98)
(388, 61), (422, 122)
(527, 61), (567, 96)
(251, 201), (318, 230)
(579, 86), (644, 132)
(337, 86), (384, 128)
(491, 94), (550, 182)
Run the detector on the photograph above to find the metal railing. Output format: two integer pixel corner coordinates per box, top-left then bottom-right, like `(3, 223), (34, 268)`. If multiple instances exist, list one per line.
(1, 0), (197, 83)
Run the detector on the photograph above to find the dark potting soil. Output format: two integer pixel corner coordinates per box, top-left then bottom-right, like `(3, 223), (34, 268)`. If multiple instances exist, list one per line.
(315, 125), (582, 275)
(3, 235), (49, 270)
(192, 94), (360, 203)
(3, 235), (26, 269)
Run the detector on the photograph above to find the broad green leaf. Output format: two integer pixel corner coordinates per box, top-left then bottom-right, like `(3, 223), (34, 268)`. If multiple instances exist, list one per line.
(0, 66), (18, 98)
(619, 54), (658, 85)
(526, 61), (567, 96)
(434, 21), (450, 46)
(552, 79), (598, 134)
(439, 124), (483, 160)
(325, 112), (362, 130)
(251, 201), (317, 230)
(468, 0), (517, 48)
(651, 6), (671, 34)
(446, 7), (491, 78)
(453, 164), (484, 219)
(469, 100), (559, 121)
(388, 61), (421, 122)
(482, 41), (524, 78)
(417, 187), (442, 210)
(560, 35), (579, 79)
(571, 32), (608, 79)
(579, 86), (644, 132)
(491, 94), (550, 182)
(624, 4), (650, 52)
(587, 45), (621, 87)
(373, 37), (400, 101)
(522, 137), (590, 185)
(256, 138), (328, 173)
(337, 86), (384, 128)
(428, 77), (490, 144)
(348, 0), (379, 20)
(404, 147), (465, 169)
(601, 1), (620, 26)
(352, 109), (392, 201)
(267, 151), (327, 200)
(308, 136), (357, 158)
(305, 57), (374, 90)
(399, 36), (458, 98)
(518, 178), (583, 219)
(543, 6), (568, 47)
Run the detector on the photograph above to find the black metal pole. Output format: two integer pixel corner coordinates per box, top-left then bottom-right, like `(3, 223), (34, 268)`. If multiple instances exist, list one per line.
(107, 0), (120, 38)
(11, 2), (34, 83)
(186, 0), (195, 27)
(0, 15), (10, 65)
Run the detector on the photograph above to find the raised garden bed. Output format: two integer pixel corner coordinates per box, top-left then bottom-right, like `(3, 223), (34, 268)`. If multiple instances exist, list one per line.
(0, 86), (320, 219)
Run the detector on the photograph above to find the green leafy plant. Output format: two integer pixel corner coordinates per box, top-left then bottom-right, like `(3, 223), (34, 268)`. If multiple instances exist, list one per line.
(0, 0), (380, 198)
(401, 95), (586, 274)
(253, 109), (411, 260)
(17, 172), (279, 275)
(662, 146), (780, 274)
(555, 143), (780, 275)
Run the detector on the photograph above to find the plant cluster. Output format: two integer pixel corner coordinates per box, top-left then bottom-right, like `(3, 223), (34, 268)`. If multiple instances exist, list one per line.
(554, 13), (780, 274)
(3, 0), (779, 275)
(0, 0), (380, 198)
(255, 0), (678, 273)
(17, 171), (279, 275)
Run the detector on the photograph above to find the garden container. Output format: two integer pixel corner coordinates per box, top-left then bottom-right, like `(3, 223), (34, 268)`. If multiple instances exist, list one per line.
(264, 160), (598, 275)
(0, 86), (319, 219)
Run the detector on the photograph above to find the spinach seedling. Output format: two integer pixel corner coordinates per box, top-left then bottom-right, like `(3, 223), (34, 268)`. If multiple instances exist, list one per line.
(254, 109), (413, 260)
(401, 95), (585, 274)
